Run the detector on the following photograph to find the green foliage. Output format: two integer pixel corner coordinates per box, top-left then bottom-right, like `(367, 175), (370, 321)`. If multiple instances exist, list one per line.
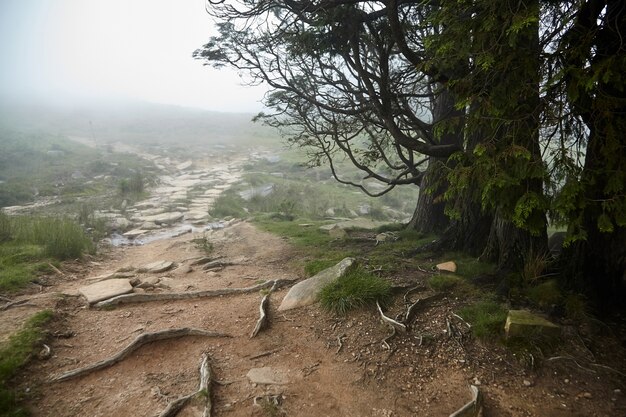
(319, 268), (391, 315)
(526, 280), (562, 308)
(11, 216), (93, 260)
(119, 171), (145, 195)
(192, 234), (213, 255)
(0, 310), (53, 417)
(459, 300), (508, 340)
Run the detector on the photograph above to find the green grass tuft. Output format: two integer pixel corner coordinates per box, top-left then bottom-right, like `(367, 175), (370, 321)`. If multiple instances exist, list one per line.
(429, 274), (462, 292)
(0, 310), (53, 416)
(458, 300), (508, 340)
(304, 259), (342, 277)
(319, 268), (391, 315)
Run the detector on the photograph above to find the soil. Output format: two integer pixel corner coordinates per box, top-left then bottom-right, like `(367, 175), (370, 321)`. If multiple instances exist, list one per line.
(1, 145), (625, 416)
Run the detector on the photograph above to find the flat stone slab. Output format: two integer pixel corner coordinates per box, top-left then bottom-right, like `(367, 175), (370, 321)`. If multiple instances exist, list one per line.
(79, 279), (133, 304)
(246, 367), (290, 385)
(278, 257), (354, 311)
(138, 212), (184, 225)
(505, 310), (560, 339)
(123, 229), (148, 239)
(138, 260), (174, 273)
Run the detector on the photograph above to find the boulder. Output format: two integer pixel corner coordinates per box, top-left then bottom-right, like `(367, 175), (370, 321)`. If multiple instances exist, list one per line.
(138, 260), (174, 273)
(79, 279), (133, 304)
(504, 310), (560, 339)
(278, 257), (354, 311)
(328, 225), (347, 239)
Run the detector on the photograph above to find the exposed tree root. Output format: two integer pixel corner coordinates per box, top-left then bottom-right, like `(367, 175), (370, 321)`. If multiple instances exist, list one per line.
(95, 279), (291, 308)
(51, 328), (230, 382)
(0, 298), (34, 311)
(202, 260), (234, 270)
(376, 301), (407, 333)
(158, 352), (213, 417)
(404, 293), (444, 325)
(250, 280), (279, 338)
(449, 385), (483, 417)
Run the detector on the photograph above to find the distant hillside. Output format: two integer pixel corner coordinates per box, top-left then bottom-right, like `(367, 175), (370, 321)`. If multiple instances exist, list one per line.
(0, 100), (280, 146)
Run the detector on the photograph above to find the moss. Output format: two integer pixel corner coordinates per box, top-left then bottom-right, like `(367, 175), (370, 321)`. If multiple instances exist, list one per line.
(459, 300), (508, 340)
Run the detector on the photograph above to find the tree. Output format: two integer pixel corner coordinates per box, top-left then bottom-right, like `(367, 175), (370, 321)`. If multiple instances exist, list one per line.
(197, 0), (626, 307)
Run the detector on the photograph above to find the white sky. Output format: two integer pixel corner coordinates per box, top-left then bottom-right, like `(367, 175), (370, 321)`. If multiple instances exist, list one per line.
(0, 0), (266, 112)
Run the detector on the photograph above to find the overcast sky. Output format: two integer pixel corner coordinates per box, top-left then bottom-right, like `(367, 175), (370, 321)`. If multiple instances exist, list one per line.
(0, 0), (266, 112)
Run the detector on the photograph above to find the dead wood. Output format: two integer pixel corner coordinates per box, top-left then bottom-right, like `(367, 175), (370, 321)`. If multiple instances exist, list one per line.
(51, 328), (229, 382)
(189, 256), (223, 266)
(48, 263), (65, 276)
(94, 279), (291, 308)
(376, 301), (407, 333)
(449, 385), (483, 417)
(1, 298), (34, 311)
(250, 280), (279, 338)
(158, 352), (213, 417)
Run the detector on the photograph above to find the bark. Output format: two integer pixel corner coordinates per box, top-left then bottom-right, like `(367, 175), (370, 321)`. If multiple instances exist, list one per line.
(560, 0), (626, 310)
(408, 86), (464, 234)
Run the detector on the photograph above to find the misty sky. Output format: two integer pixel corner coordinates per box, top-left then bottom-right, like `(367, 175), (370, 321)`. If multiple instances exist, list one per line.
(0, 0), (266, 112)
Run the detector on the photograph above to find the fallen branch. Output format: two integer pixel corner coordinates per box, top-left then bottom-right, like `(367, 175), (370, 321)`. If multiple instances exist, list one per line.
(249, 348), (282, 360)
(51, 328), (230, 382)
(377, 301), (407, 333)
(449, 385), (483, 417)
(158, 352), (213, 417)
(250, 281), (279, 338)
(95, 279), (290, 308)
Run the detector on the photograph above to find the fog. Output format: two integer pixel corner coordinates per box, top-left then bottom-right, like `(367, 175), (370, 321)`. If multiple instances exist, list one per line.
(0, 0), (266, 113)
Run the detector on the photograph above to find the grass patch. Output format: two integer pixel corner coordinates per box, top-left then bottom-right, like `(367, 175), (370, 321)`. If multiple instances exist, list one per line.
(11, 216), (93, 260)
(319, 267), (391, 315)
(303, 259), (343, 277)
(458, 300), (508, 341)
(526, 279), (562, 308)
(0, 310), (53, 416)
(429, 274), (462, 292)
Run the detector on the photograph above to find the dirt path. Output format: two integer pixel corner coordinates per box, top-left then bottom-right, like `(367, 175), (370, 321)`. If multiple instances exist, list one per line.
(16, 222), (467, 417)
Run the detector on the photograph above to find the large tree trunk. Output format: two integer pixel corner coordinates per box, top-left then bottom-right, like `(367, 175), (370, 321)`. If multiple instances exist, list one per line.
(408, 86), (463, 234)
(559, 0), (626, 310)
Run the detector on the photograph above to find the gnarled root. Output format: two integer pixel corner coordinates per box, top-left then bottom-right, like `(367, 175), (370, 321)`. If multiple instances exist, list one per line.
(51, 328), (230, 382)
(250, 280), (280, 338)
(158, 352), (213, 417)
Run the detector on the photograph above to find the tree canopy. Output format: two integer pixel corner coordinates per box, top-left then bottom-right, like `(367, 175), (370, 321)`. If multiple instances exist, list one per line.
(196, 0), (626, 309)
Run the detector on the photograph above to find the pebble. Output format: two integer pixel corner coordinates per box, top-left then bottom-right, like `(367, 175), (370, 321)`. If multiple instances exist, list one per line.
(523, 380), (532, 387)
(582, 392), (592, 399)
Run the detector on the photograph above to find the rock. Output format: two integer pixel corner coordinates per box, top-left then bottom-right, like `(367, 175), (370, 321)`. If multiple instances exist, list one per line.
(246, 367), (290, 385)
(138, 261), (174, 273)
(325, 207), (336, 217)
(79, 279), (133, 304)
(108, 217), (132, 231)
(328, 225), (347, 239)
(140, 222), (160, 230)
(123, 229), (148, 239)
(137, 276), (160, 289)
(436, 261), (457, 273)
(129, 277), (141, 287)
(176, 160), (193, 171)
(139, 212), (184, 225)
(504, 310), (560, 339)
(523, 380), (532, 387)
(278, 257), (354, 311)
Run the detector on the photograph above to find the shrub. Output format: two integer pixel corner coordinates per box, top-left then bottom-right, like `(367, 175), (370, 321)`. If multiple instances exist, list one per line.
(319, 268), (391, 315)
(11, 216), (93, 260)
